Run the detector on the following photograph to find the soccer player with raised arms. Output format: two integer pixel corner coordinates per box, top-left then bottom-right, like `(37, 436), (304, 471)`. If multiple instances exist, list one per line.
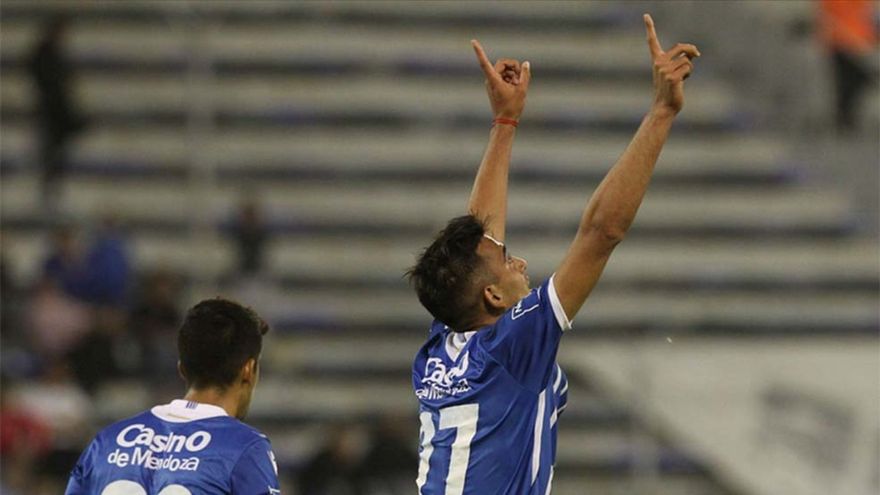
(408, 15), (699, 494)
(65, 299), (281, 495)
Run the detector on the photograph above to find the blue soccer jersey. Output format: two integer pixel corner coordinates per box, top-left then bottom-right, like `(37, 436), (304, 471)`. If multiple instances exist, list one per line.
(65, 400), (280, 495)
(413, 276), (571, 495)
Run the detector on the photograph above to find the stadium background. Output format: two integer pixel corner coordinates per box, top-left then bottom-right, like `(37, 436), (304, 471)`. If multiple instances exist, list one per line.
(0, 1), (877, 494)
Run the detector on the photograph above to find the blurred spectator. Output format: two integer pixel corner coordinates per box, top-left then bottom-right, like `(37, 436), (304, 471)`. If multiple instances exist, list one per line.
(8, 360), (94, 487)
(10, 359), (94, 446)
(1, 250), (23, 346)
(358, 416), (417, 494)
(11, 361), (94, 440)
(129, 269), (182, 381)
(231, 197), (269, 277)
(818, 0), (878, 131)
(42, 224), (89, 299)
(0, 252), (11, 315)
(0, 375), (53, 495)
(297, 419), (415, 495)
(26, 277), (92, 360)
(2, 246), (44, 378)
(29, 16), (84, 210)
(297, 423), (371, 495)
(0, 375), (53, 461)
(80, 217), (131, 307)
(42, 219), (132, 307)
(67, 306), (127, 394)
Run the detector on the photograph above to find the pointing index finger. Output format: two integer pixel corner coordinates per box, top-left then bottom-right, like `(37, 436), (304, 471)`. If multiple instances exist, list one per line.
(644, 14), (663, 59)
(471, 39), (502, 83)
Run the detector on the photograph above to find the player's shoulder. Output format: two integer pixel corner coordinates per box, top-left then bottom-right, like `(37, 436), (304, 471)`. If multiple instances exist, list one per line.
(477, 277), (569, 348)
(185, 414), (271, 450)
(95, 409), (156, 438)
(229, 419), (272, 447)
(82, 409), (157, 453)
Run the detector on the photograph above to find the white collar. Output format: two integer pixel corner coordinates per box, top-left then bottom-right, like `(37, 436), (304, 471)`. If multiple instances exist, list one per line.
(445, 330), (475, 361)
(151, 399), (229, 423)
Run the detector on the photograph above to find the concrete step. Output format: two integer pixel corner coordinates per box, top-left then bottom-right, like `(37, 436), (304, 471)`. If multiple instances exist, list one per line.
(1, 18), (648, 75)
(1, 73), (736, 126)
(0, 0), (632, 27)
(1, 125), (795, 184)
(0, 178), (854, 234)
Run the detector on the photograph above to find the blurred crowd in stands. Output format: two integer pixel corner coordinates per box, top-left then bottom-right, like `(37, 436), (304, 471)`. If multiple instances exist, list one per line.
(1, 216), (413, 495)
(819, 0), (877, 133)
(0, 202), (412, 494)
(0, 217), (182, 494)
(0, 22), (279, 489)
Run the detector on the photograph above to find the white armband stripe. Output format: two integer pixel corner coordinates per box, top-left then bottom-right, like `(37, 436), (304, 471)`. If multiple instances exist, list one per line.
(548, 275), (573, 331)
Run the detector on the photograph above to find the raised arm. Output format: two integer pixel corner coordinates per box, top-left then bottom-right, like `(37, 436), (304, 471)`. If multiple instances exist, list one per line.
(467, 40), (531, 241)
(554, 14), (700, 319)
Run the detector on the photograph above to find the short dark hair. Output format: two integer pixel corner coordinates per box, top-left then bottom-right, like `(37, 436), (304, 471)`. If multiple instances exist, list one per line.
(177, 298), (269, 389)
(407, 215), (493, 331)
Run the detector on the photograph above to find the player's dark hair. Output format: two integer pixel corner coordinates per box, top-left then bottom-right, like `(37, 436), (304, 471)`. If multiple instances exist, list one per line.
(407, 214), (493, 332)
(177, 298), (269, 390)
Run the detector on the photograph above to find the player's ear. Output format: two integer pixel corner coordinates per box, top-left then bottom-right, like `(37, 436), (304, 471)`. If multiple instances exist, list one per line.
(483, 284), (506, 312)
(240, 358), (257, 385)
(177, 361), (187, 382)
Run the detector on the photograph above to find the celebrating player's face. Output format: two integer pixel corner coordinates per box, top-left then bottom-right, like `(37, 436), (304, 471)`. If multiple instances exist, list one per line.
(478, 235), (531, 309)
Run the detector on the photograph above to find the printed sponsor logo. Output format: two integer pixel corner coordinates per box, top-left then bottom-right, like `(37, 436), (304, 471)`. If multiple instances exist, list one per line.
(107, 448), (201, 472)
(107, 424), (210, 472)
(511, 297), (539, 320)
(416, 352), (472, 400)
(116, 424), (211, 453)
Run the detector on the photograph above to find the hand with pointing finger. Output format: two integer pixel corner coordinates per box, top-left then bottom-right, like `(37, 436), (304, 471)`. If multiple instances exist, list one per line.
(471, 39), (531, 121)
(644, 14), (700, 115)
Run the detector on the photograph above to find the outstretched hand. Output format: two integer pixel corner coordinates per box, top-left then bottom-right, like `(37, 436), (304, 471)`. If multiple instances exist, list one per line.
(644, 14), (700, 115)
(471, 39), (530, 120)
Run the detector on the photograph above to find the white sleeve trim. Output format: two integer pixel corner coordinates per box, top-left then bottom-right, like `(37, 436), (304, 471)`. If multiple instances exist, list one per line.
(548, 275), (573, 331)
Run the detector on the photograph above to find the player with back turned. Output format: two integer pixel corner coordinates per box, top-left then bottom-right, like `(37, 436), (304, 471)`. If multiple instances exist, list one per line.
(64, 298), (281, 495)
(407, 15), (699, 494)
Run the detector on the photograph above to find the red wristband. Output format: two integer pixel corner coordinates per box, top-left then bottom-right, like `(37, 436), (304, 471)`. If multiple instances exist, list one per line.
(492, 117), (519, 128)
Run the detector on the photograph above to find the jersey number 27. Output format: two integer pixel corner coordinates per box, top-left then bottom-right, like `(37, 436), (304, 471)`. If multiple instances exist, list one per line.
(416, 404), (479, 495)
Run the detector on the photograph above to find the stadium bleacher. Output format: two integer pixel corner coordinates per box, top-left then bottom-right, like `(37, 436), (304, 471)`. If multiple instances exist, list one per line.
(1, 1), (876, 494)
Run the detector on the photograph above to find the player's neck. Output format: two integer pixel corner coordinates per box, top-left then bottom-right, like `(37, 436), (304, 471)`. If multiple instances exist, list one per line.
(183, 387), (240, 418)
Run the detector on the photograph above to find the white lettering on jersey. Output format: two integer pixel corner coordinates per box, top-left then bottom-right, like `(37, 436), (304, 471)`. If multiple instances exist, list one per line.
(107, 447), (200, 472)
(416, 352), (472, 400)
(116, 424), (212, 453)
(110, 424), (210, 472)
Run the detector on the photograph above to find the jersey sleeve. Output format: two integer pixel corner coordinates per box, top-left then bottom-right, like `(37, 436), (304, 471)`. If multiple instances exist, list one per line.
(481, 276), (572, 393)
(230, 437), (281, 495)
(64, 438), (98, 495)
